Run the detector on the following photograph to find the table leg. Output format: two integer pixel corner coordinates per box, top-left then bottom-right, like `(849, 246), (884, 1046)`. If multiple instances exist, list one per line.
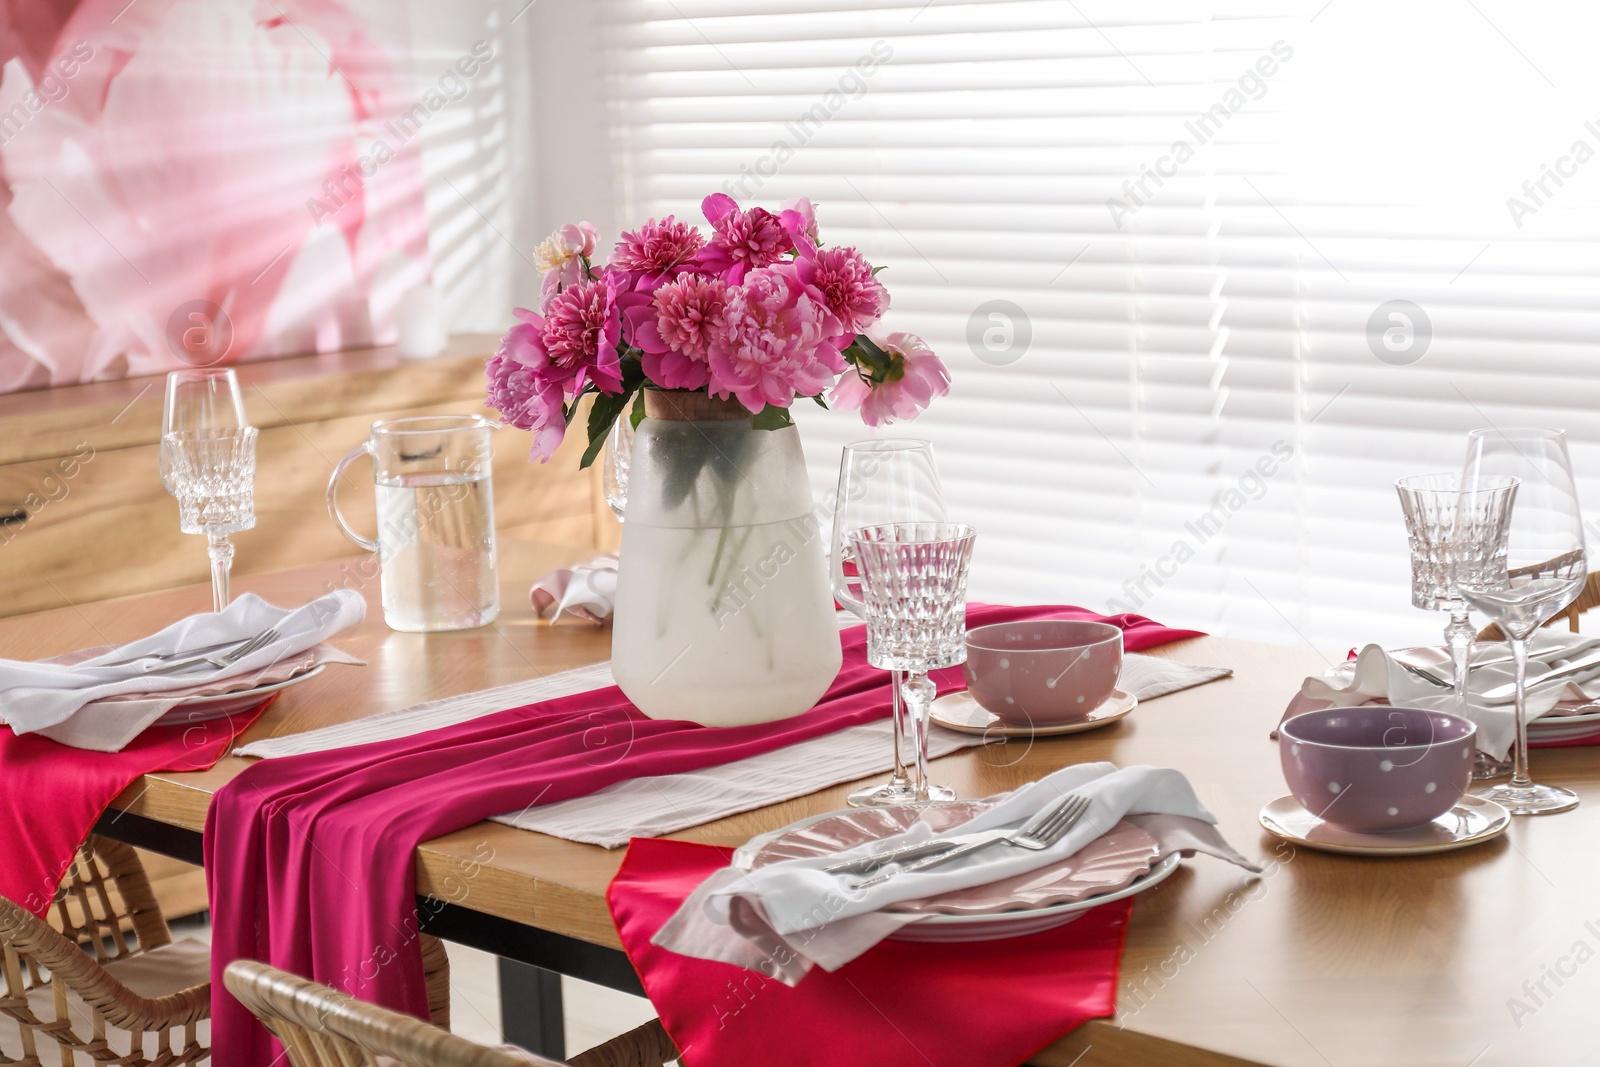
(499, 957), (565, 1061)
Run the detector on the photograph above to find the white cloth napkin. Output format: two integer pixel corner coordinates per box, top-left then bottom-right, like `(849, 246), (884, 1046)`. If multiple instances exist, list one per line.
(0, 591), (365, 747)
(1286, 631), (1600, 760)
(530, 553), (618, 624)
(654, 763), (1259, 983)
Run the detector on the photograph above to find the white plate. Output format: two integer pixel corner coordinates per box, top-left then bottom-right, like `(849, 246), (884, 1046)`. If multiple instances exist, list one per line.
(886, 854), (1181, 942)
(929, 688), (1137, 738)
(1258, 794), (1509, 856)
(149, 664), (325, 726)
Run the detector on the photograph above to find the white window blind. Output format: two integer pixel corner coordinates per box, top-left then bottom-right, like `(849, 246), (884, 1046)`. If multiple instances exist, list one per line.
(594, 0), (1600, 651)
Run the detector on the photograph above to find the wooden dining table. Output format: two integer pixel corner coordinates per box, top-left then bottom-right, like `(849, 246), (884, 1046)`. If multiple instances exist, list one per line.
(10, 538), (1600, 1067)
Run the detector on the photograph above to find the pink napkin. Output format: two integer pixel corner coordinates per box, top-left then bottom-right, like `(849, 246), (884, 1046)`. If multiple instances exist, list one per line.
(205, 604), (1202, 1067)
(609, 838), (1133, 1067)
(0, 700), (272, 917)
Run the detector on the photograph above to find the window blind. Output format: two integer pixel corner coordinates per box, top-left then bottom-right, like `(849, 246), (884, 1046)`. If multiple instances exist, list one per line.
(595, 0), (1600, 651)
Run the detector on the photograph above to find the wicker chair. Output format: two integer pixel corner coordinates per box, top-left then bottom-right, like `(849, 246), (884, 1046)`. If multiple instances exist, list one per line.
(1477, 558), (1600, 640)
(223, 960), (679, 1067)
(1, 836), (454, 1066)
(1, 836), (209, 1066)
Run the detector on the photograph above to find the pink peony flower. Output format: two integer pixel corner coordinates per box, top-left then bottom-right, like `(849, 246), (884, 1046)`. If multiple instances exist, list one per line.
(609, 215), (706, 291)
(540, 276), (623, 394)
(791, 242), (888, 337)
(698, 193), (792, 283)
(707, 267), (837, 413)
(779, 197), (820, 244)
(535, 222), (600, 310)
(829, 331), (950, 427)
(486, 351), (568, 461)
(635, 274), (732, 390)
(497, 307), (551, 372)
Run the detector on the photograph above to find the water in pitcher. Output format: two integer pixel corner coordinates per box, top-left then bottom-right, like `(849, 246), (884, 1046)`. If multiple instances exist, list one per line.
(611, 515), (843, 724)
(373, 472), (499, 631)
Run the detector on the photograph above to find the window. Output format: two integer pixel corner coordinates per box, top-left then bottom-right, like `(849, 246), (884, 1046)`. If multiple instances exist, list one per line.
(591, 0), (1600, 648)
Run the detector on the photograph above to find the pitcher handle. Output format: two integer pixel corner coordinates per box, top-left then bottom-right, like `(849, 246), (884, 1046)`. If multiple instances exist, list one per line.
(326, 444), (380, 553)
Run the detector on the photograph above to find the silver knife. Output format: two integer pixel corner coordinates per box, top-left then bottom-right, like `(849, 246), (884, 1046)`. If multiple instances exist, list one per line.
(1481, 650), (1600, 701)
(819, 829), (1010, 875)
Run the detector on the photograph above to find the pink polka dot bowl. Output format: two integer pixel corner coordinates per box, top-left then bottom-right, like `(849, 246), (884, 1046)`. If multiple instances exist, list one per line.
(1278, 706), (1477, 833)
(962, 620), (1122, 727)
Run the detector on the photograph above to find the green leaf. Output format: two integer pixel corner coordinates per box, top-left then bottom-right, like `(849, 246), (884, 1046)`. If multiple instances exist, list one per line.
(810, 393), (829, 409)
(750, 404), (794, 431)
(580, 389), (634, 470)
(629, 389), (648, 429)
(871, 264), (888, 276)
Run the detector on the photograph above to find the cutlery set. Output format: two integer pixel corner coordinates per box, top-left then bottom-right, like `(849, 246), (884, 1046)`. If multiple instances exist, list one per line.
(97, 629), (281, 675)
(827, 792), (1093, 889)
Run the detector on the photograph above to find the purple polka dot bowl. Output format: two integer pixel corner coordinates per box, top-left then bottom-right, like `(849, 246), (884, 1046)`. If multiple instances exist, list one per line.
(962, 620), (1122, 726)
(1278, 706), (1477, 833)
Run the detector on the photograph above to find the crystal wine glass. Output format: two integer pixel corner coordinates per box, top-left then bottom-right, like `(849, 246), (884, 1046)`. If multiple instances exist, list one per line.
(832, 440), (949, 806)
(1457, 427), (1585, 815)
(161, 369), (247, 493)
(603, 416), (632, 521)
(850, 522), (976, 803)
(1396, 472), (1518, 779)
(164, 427), (258, 613)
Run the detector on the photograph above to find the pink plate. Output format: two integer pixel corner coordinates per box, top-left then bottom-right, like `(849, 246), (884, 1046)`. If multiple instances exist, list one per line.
(750, 801), (1171, 941)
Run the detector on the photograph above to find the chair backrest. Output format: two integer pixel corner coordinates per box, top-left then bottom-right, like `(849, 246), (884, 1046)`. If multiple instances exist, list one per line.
(50, 837), (172, 962)
(1, 840), (208, 1066)
(1478, 568), (1600, 640)
(223, 960), (563, 1067)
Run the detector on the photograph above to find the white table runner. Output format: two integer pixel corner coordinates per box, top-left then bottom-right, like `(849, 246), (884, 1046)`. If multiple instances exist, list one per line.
(235, 653), (1229, 849)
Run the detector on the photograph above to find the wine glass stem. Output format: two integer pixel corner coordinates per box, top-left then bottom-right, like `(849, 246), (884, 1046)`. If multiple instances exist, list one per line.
(901, 671), (936, 802)
(1444, 611), (1475, 717)
(207, 532), (234, 613)
(1510, 634), (1533, 790)
(888, 669), (911, 787)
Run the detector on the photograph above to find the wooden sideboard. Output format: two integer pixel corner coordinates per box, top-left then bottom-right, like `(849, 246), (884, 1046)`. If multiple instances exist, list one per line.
(2, 335), (620, 914)
(0, 334), (617, 617)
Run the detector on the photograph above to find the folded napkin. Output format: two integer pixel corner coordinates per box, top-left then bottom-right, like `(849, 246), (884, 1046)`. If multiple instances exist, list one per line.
(530, 553), (618, 624)
(31, 644), (358, 753)
(655, 762), (1258, 985)
(610, 838), (1132, 1067)
(0, 591), (365, 748)
(1285, 631), (1600, 760)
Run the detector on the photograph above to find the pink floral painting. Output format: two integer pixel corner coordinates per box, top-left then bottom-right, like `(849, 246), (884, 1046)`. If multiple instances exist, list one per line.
(0, 0), (434, 394)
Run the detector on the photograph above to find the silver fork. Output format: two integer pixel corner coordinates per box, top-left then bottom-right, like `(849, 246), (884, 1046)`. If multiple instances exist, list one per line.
(849, 793), (1092, 890)
(96, 634), (264, 669)
(143, 628), (279, 675)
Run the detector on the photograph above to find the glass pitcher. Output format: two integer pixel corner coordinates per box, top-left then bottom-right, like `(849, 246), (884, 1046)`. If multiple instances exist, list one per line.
(326, 415), (500, 632)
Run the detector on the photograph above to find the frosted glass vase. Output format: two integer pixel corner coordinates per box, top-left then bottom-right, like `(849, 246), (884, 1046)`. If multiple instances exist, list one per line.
(611, 391), (843, 726)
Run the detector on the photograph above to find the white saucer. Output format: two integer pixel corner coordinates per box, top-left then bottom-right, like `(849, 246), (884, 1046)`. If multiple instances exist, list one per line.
(1258, 794), (1510, 856)
(930, 688), (1136, 738)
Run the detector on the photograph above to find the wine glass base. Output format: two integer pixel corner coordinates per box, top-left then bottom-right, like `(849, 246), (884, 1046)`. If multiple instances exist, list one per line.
(846, 782), (956, 807)
(1472, 782), (1580, 816)
(1471, 752), (1512, 780)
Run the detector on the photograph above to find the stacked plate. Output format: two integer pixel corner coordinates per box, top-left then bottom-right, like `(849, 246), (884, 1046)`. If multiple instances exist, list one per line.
(748, 801), (1180, 942)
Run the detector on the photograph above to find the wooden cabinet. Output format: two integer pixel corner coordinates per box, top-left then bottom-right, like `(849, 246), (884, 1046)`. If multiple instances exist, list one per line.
(0, 335), (606, 617)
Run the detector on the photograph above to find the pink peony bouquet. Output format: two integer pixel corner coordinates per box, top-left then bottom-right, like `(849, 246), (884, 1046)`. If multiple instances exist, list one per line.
(485, 194), (950, 465)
